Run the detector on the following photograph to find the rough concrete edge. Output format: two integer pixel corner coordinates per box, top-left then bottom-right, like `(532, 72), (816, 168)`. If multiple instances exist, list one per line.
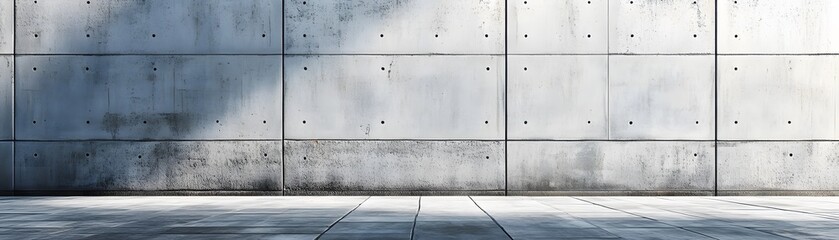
(717, 191), (839, 196)
(10, 191), (284, 196)
(508, 191), (715, 196)
(285, 190), (505, 196)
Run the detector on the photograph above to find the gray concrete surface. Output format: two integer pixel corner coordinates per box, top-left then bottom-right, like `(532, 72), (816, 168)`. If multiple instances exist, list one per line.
(15, 141), (282, 191)
(508, 141), (714, 194)
(15, 0), (282, 54)
(1, 196), (839, 239)
(283, 56), (504, 140)
(2, 0), (839, 195)
(284, 141), (504, 194)
(15, 55), (283, 140)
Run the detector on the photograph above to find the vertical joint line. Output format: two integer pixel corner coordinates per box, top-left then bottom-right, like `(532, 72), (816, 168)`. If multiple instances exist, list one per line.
(503, 0), (509, 196)
(714, 0), (719, 197)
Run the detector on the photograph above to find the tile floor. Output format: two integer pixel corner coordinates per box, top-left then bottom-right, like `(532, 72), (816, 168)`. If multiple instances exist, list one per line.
(1, 196), (838, 239)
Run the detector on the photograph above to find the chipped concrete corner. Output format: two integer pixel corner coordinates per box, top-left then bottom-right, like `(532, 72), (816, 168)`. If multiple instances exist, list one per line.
(3, 0), (838, 195)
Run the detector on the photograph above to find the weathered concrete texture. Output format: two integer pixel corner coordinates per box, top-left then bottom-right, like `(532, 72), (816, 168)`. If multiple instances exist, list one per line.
(718, 141), (839, 192)
(15, 0), (282, 54)
(284, 141), (505, 193)
(284, 56), (504, 140)
(610, 0), (715, 54)
(284, 0), (504, 54)
(719, 0), (839, 54)
(718, 56), (839, 141)
(15, 56), (282, 140)
(508, 141), (715, 194)
(507, 0), (607, 54)
(0, 0), (12, 54)
(0, 56), (11, 140)
(508, 55), (608, 140)
(609, 56), (715, 140)
(14, 141), (282, 191)
(0, 142), (11, 191)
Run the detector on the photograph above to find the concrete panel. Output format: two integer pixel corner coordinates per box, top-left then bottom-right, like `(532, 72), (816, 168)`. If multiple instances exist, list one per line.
(284, 56), (504, 140)
(609, 56), (714, 140)
(284, 141), (504, 192)
(508, 141), (714, 193)
(0, 56), (10, 140)
(15, 56), (282, 140)
(0, 142), (10, 191)
(15, 0), (282, 54)
(508, 0), (607, 54)
(508, 55), (607, 140)
(719, 0), (839, 54)
(718, 56), (839, 141)
(14, 141), (282, 191)
(609, 0), (715, 54)
(0, 0), (12, 54)
(284, 0), (504, 54)
(718, 141), (839, 191)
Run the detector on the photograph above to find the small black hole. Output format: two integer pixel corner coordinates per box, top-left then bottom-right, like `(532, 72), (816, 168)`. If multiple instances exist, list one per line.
(152, 34), (156, 38)
(524, 67), (528, 71)
(86, 121), (90, 124)
(588, 1), (591, 4)
(524, 1), (527, 4)
(629, 121), (634, 125)
(734, 34), (738, 38)
(435, 34), (439, 38)
(215, 120), (219, 123)
(86, 153), (90, 157)
(263, 120), (267, 124)
(485, 121), (489, 124)
(86, 34), (90, 38)
(32, 121), (36, 124)
(486, 156), (490, 159)
(524, 121), (528, 124)
(381, 67), (385, 71)
(262, 34), (266, 38)
(694, 153), (698, 157)
(486, 67), (491, 71)
(734, 121), (739, 124)
(587, 34), (591, 38)
(303, 67), (308, 71)
(143, 121), (147, 124)
(587, 121), (591, 124)
(34, 34), (38, 38)
(734, 67), (738, 71)
(630, 1), (634, 4)
(524, 34), (528, 38)
(696, 121), (699, 124)
(303, 34), (307, 38)
(138, 155), (142, 159)
(33, 153), (38, 157)
(303, 157), (307, 160)
(380, 34), (384, 38)
(789, 153), (793, 157)
(32, 67), (37, 71)
(693, 1), (697, 4)
(85, 67), (89, 71)
(303, 1), (307, 4)
(264, 153), (268, 157)
(630, 34), (634, 38)
(87, 1), (90, 4)
(303, 120), (307, 124)
(153, 68), (157, 71)
(485, 34), (489, 38)
(381, 121), (385, 124)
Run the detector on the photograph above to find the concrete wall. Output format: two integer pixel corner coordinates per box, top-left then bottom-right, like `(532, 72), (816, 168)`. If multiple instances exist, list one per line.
(1, 0), (836, 195)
